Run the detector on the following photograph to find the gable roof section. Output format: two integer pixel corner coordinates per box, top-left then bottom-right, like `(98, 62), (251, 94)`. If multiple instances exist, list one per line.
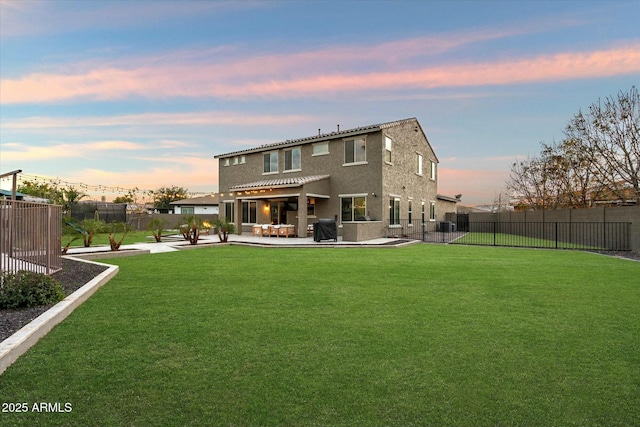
(229, 175), (330, 191)
(215, 117), (430, 159)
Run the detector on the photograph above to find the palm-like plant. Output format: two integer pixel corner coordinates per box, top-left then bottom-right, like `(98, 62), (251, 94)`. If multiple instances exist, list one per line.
(213, 218), (236, 243)
(147, 218), (168, 242)
(179, 215), (202, 245)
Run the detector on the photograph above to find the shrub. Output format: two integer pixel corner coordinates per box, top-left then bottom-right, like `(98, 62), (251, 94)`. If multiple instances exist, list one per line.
(179, 215), (202, 245)
(147, 218), (168, 242)
(213, 218), (236, 242)
(0, 271), (65, 310)
(107, 221), (131, 251)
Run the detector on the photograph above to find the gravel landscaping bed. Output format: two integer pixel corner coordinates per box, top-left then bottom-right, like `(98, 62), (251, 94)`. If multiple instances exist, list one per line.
(0, 258), (109, 342)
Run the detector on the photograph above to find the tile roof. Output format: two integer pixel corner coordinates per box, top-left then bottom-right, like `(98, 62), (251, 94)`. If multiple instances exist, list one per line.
(229, 175), (330, 191)
(215, 117), (419, 158)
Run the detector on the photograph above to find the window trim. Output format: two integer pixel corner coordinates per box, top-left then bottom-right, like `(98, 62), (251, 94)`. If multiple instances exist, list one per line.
(263, 151), (279, 174)
(344, 136), (367, 165)
(389, 197), (400, 225)
(408, 199), (413, 224)
(284, 147), (302, 172)
(224, 201), (235, 223)
(339, 193), (368, 223)
(312, 142), (330, 156)
(241, 200), (257, 224)
(385, 135), (392, 164)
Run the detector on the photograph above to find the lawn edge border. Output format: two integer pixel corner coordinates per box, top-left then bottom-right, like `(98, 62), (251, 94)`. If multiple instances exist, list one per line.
(0, 257), (119, 375)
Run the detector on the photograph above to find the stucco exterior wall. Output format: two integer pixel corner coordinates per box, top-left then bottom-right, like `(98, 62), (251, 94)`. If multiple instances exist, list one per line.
(216, 118), (440, 240)
(382, 120), (438, 223)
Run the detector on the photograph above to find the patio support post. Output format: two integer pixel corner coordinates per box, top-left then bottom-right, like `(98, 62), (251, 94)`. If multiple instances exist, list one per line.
(234, 198), (242, 235)
(297, 189), (308, 238)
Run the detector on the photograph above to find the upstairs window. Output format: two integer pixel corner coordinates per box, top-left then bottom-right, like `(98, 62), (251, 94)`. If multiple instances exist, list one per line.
(284, 147), (301, 171)
(344, 137), (366, 164)
(313, 142), (329, 156)
(385, 136), (392, 163)
(263, 151), (278, 173)
(416, 153), (423, 175)
(430, 160), (437, 180)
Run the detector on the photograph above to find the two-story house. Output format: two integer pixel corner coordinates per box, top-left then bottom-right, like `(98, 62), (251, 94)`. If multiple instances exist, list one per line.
(214, 117), (441, 241)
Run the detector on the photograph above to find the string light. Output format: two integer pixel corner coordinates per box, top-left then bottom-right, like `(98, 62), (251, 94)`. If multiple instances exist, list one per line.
(0, 173), (214, 199)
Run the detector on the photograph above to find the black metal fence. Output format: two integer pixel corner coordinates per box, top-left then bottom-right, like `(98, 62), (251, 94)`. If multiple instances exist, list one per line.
(386, 220), (632, 251)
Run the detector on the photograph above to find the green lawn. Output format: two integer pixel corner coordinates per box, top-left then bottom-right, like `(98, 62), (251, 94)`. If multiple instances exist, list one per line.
(1, 245), (639, 426)
(64, 229), (181, 248)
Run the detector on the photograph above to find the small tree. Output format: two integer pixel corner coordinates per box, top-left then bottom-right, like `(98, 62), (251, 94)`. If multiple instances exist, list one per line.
(78, 219), (106, 247)
(213, 218), (236, 243)
(61, 220), (81, 254)
(107, 221), (131, 251)
(147, 217), (168, 242)
(149, 186), (189, 212)
(179, 215), (202, 245)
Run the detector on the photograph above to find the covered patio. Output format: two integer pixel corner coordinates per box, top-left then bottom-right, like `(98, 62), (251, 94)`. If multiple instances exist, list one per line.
(224, 175), (332, 238)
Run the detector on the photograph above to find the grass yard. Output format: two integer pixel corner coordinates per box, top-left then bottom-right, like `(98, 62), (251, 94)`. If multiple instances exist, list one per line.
(64, 229), (181, 248)
(1, 245), (638, 426)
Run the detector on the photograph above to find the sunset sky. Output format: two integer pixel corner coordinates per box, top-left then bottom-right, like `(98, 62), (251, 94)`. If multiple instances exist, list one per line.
(1, 0), (638, 205)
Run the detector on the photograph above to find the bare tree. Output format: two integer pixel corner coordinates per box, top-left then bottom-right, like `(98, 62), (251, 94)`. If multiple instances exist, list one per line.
(565, 86), (639, 205)
(543, 139), (595, 208)
(506, 148), (565, 210)
(508, 87), (639, 210)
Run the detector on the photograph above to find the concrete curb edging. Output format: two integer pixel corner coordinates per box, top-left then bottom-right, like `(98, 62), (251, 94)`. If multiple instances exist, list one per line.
(67, 248), (150, 260)
(0, 258), (119, 375)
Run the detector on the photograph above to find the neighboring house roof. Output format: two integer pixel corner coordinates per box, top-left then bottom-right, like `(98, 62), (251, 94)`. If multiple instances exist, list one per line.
(437, 194), (461, 203)
(0, 189), (26, 198)
(0, 189), (50, 203)
(170, 194), (220, 206)
(229, 175), (331, 191)
(215, 117), (438, 162)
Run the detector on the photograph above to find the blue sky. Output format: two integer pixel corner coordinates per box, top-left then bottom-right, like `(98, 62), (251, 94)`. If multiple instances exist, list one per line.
(1, 0), (638, 205)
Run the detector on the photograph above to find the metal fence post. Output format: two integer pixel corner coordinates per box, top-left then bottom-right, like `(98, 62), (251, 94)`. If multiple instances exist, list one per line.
(493, 222), (497, 246)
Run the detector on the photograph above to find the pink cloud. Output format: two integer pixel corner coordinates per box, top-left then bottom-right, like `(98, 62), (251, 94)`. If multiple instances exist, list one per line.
(0, 140), (145, 161)
(0, 111), (315, 129)
(2, 41), (637, 104)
